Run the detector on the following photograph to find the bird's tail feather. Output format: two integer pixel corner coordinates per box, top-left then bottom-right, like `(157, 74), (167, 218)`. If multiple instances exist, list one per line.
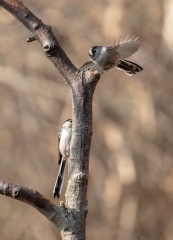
(116, 60), (143, 76)
(53, 158), (66, 198)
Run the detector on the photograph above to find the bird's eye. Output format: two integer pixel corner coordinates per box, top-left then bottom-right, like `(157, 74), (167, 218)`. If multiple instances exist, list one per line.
(92, 49), (96, 54)
(89, 47), (97, 57)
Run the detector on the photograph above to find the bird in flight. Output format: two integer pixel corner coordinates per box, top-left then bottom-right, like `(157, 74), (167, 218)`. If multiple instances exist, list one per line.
(80, 36), (143, 76)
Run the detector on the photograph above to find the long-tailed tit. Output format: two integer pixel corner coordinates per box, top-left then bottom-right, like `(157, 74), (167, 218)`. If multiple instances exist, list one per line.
(53, 119), (72, 199)
(80, 36), (143, 76)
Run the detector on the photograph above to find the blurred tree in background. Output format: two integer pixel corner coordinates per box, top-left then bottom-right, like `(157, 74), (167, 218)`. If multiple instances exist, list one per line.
(0, 0), (173, 240)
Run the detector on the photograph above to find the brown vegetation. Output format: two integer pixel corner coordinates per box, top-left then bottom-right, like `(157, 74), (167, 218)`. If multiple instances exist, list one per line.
(0, 0), (173, 240)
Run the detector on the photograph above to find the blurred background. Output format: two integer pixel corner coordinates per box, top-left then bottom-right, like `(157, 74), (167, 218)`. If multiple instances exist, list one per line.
(0, 0), (173, 239)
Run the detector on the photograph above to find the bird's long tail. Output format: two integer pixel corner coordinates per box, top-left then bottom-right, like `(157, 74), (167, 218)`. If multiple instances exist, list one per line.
(116, 60), (143, 76)
(53, 157), (66, 198)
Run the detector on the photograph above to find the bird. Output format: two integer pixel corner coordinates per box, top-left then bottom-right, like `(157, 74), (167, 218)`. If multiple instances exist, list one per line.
(80, 36), (143, 76)
(53, 119), (72, 199)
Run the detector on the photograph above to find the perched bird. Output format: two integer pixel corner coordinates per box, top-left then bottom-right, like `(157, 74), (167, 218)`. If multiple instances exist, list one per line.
(80, 36), (143, 76)
(53, 119), (72, 199)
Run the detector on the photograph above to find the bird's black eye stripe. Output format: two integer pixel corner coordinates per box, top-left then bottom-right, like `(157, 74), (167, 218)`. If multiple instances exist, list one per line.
(91, 47), (97, 54)
(64, 119), (72, 123)
(89, 46), (98, 57)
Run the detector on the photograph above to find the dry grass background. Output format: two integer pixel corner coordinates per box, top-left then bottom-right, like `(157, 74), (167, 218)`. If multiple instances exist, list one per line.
(0, 0), (173, 239)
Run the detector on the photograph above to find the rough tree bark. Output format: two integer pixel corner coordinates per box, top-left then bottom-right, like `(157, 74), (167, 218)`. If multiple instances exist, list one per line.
(0, 0), (101, 240)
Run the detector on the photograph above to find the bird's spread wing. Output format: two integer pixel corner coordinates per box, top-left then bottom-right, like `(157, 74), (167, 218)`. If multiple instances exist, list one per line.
(58, 129), (62, 165)
(115, 36), (140, 60)
(79, 60), (105, 74)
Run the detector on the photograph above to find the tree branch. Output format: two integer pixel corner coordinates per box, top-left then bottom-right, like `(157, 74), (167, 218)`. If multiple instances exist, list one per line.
(0, 0), (77, 84)
(0, 1), (101, 239)
(0, 180), (69, 230)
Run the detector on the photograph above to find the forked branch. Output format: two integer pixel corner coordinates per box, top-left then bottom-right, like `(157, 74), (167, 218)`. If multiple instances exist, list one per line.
(0, 1), (101, 239)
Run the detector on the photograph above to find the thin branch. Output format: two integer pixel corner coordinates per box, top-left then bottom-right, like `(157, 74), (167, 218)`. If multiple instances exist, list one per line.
(0, 0), (77, 84)
(0, 180), (68, 230)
